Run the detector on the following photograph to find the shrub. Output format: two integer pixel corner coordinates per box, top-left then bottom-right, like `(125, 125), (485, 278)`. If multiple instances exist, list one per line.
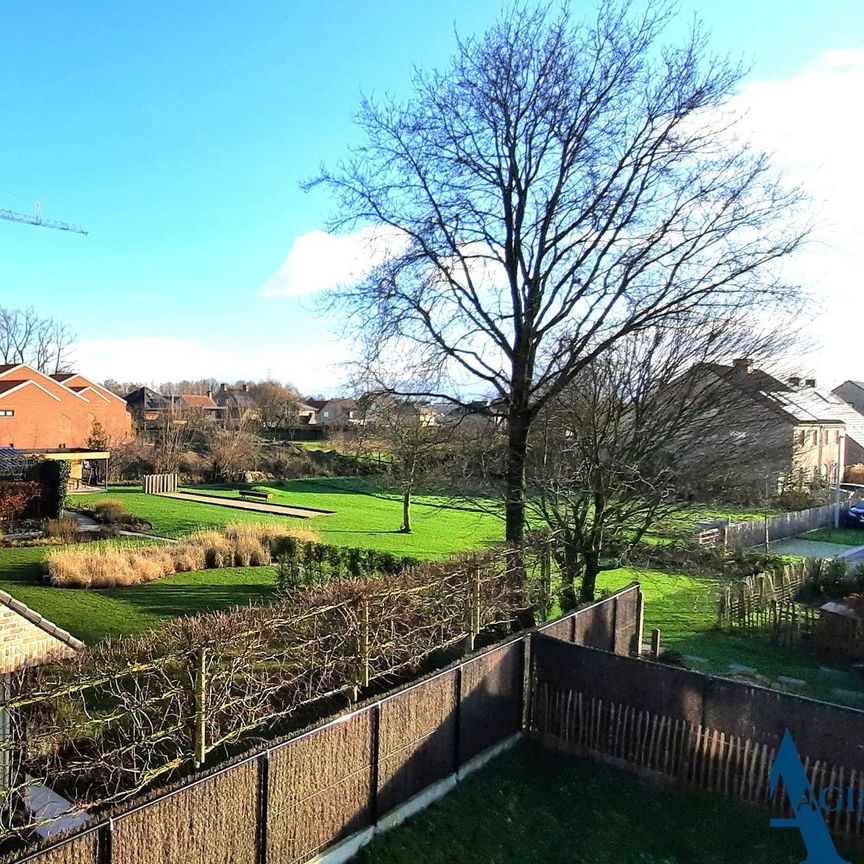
(0, 480), (43, 523)
(35, 460), (69, 518)
(92, 500), (129, 524)
(45, 523), (419, 590)
(46, 548), (92, 587)
(43, 517), (81, 543)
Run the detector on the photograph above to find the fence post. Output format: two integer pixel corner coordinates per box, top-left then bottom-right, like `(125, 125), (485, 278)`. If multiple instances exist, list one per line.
(634, 590), (645, 657)
(454, 665), (463, 772)
(465, 565), (481, 652)
(650, 629), (661, 661)
(539, 544), (552, 622)
(360, 599), (371, 690)
(257, 751), (270, 864)
(370, 703), (381, 825)
(193, 646), (208, 769)
(98, 819), (113, 864)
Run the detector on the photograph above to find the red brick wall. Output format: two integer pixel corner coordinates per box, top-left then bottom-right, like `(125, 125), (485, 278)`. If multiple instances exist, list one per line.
(0, 368), (131, 449)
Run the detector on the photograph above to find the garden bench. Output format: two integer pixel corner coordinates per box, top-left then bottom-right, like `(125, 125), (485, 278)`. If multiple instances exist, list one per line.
(238, 489), (273, 502)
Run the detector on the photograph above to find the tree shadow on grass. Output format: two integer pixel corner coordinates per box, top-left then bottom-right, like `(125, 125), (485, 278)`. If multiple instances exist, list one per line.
(100, 580), (278, 621)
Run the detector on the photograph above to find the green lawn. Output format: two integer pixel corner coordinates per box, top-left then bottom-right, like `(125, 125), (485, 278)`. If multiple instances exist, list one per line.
(801, 527), (864, 546)
(0, 542), (283, 644)
(358, 741), (849, 864)
(74, 478), (501, 558)
(0, 478), (502, 644)
(598, 567), (864, 707)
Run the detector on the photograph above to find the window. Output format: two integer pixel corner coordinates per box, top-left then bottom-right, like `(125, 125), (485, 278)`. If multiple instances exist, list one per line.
(0, 409), (13, 417)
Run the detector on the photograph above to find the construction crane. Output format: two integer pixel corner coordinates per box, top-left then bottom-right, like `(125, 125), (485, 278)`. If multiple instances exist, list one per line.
(0, 201), (88, 235)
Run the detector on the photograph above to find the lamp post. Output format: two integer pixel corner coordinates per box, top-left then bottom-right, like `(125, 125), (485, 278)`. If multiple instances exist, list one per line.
(834, 428), (846, 529)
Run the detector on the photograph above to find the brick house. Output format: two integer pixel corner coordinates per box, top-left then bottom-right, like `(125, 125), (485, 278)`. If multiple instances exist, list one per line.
(175, 392), (223, 423)
(215, 383), (258, 426)
(688, 360), (848, 487)
(833, 381), (864, 415)
(0, 365), (131, 449)
(124, 386), (173, 428)
(314, 398), (362, 429)
(0, 364), (132, 486)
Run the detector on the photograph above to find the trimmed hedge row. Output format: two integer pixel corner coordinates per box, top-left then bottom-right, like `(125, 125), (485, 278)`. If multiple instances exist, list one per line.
(275, 539), (419, 590)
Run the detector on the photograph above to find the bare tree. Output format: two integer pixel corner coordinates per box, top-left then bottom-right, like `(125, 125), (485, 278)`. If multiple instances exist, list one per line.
(0, 306), (77, 372)
(528, 320), (797, 604)
(152, 422), (191, 475)
(310, 1), (807, 545)
(249, 380), (303, 430)
(209, 418), (263, 480)
(364, 397), (452, 532)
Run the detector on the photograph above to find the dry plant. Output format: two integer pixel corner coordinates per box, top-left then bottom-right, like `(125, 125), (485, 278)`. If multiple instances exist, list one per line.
(45, 524), (323, 588)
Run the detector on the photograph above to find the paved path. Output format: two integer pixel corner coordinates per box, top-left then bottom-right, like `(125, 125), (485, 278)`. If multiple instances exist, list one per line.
(158, 491), (333, 519)
(65, 510), (177, 542)
(769, 538), (864, 559)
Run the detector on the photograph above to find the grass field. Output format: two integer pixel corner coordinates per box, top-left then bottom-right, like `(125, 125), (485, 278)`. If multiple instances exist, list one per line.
(801, 526), (864, 546)
(357, 741), (846, 864)
(75, 478), (501, 558)
(0, 543), (282, 643)
(598, 566), (864, 707)
(3, 479), (860, 702)
(0, 478), (502, 643)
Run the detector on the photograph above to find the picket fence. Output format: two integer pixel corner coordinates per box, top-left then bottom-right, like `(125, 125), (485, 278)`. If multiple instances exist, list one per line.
(529, 635), (864, 842)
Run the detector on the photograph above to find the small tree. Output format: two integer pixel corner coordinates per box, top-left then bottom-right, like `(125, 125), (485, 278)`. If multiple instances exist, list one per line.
(152, 422), (191, 475)
(528, 324), (796, 605)
(365, 397), (451, 532)
(249, 380), (303, 431)
(209, 421), (263, 480)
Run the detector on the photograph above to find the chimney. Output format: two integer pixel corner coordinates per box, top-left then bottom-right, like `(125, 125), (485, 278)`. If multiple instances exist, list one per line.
(241, 383), (248, 392)
(788, 376), (801, 388)
(207, 389), (213, 400)
(732, 357), (754, 374)
(220, 383), (227, 392)
(804, 378), (816, 388)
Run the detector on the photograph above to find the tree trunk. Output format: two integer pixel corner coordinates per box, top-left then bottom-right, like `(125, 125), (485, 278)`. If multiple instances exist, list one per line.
(557, 544), (582, 611)
(504, 410), (531, 545)
(399, 486), (412, 533)
(580, 552), (600, 603)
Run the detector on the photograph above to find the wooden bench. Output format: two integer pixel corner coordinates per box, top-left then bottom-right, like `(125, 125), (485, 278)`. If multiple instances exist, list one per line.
(238, 489), (273, 502)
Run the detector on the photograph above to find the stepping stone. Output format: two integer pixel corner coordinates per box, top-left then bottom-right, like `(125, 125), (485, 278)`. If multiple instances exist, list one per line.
(729, 663), (757, 674)
(832, 688), (864, 706)
(684, 655), (707, 664)
(777, 676), (807, 687)
(819, 667), (845, 678)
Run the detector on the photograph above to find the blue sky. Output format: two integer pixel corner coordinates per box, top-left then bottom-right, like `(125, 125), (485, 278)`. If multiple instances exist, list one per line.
(1, 1), (862, 393)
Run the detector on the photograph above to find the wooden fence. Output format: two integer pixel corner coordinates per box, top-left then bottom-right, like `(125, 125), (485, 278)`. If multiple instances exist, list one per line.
(2, 586), (642, 864)
(141, 473), (178, 494)
(716, 561), (813, 629)
(528, 634), (864, 841)
(723, 504), (846, 549)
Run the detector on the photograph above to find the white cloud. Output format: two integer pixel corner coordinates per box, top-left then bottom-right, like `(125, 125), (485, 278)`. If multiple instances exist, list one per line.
(75, 336), (350, 395)
(259, 225), (408, 297)
(731, 46), (864, 388)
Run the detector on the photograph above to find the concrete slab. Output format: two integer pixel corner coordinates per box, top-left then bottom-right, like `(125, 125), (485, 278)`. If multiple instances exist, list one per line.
(777, 676), (807, 687)
(159, 491), (334, 519)
(832, 688), (864, 706)
(768, 538), (855, 558)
